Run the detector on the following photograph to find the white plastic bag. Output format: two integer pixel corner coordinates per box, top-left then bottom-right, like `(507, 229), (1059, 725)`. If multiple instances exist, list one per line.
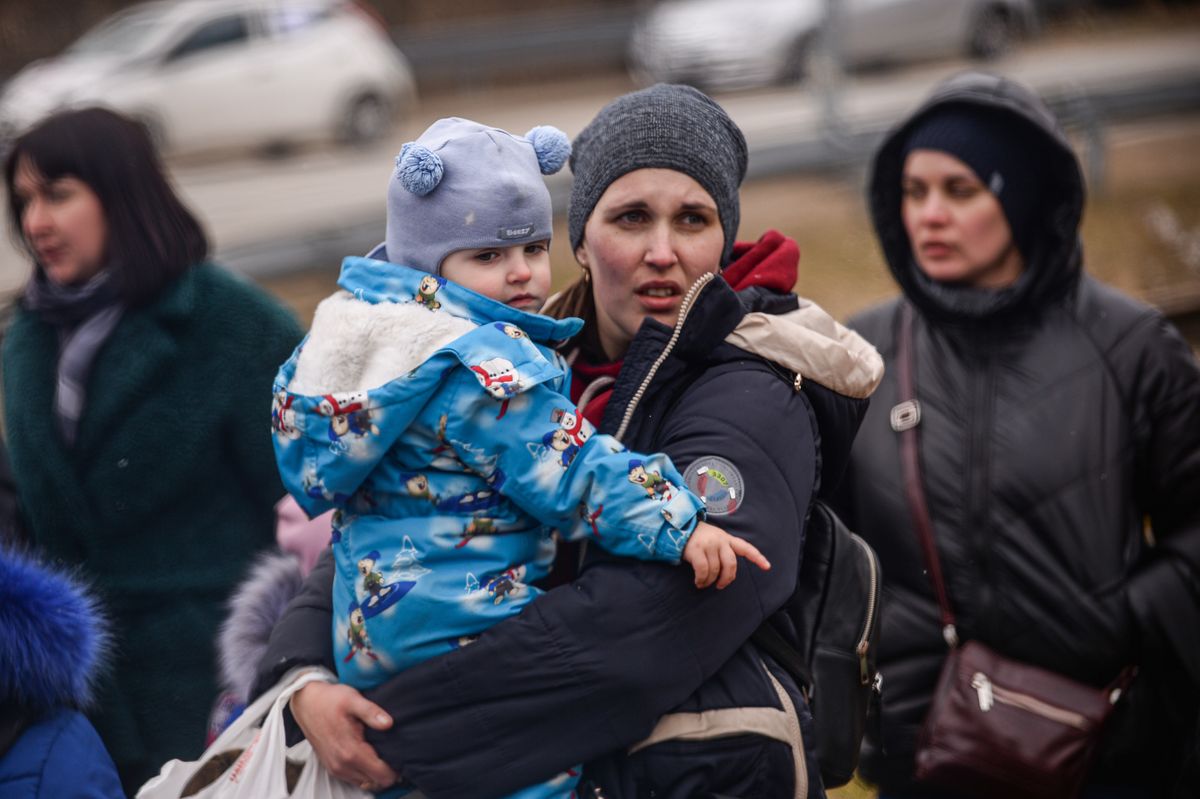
(137, 668), (371, 799)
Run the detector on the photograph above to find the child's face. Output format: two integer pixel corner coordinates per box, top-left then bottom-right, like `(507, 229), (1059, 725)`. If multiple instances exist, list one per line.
(441, 240), (551, 312)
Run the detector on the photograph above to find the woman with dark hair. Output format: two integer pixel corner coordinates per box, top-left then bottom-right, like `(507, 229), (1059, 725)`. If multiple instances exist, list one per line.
(836, 72), (1200, 797)
(241, 84), (882, 798)
(1, 106), (303, 793)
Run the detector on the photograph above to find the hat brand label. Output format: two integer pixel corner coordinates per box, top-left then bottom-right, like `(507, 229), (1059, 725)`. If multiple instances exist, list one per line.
(498, 223), (535, 240)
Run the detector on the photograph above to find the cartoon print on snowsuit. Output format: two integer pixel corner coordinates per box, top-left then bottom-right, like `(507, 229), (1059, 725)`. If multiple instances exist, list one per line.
(496, 322), (528, 339)
(318, 392), (379, 443)
(457, 516), (499, 548)
(404, 473), (436, 503)
(483, 565), (527, 605)
(345, 604), (380, 662)
(415, 275), (446, 311)
(471, 357), (522, 419)
(354, 549), (416, 620)
(543, 428), (579, 468)
(552, 407), (591, 447)
(628, 459), (676, 501)
(428, 413), (466, 470)
(272, 391), (300, 440)
(358, 551), (390, 605)
(271, 257), (707, 697)
(539, 406), (593, 469)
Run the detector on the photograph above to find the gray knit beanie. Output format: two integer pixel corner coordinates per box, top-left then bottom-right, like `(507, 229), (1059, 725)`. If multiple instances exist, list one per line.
(385, 117), (571, 274)
(568, 84), (748, 267)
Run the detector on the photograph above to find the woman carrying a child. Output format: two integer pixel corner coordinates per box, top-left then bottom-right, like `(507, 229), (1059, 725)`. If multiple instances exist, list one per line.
(251, 85), (882, 798)
(269, 114), (769, 799)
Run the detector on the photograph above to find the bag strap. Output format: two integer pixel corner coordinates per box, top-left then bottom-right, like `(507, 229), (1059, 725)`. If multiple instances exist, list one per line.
(752, 615), (813, 691)
(892, 303), (959, 648)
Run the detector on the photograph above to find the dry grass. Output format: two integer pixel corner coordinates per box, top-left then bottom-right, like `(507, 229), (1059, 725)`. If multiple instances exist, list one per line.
(829, 775), (879, 799)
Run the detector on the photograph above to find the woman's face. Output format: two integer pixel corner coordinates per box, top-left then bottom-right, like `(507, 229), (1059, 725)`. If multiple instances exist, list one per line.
(575, 168), (724, 360)
(901, 149), (1023, 289)
(13, 157), (108, 287)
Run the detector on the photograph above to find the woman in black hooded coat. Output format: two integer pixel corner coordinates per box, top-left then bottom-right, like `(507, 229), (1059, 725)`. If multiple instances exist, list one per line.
(836, 71), (1200, 796)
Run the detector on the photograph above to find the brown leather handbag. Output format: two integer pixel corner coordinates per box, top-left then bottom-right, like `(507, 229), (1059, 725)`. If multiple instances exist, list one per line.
(892, 304), (1134, 799)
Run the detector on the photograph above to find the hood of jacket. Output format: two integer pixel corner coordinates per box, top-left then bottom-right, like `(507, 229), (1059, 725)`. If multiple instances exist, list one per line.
(725, 231), (882, 402)
(0, 548), (109, 713)
(217, 551), (306, 702)
(273, 256), (582, 517)
(868, 71), (1086, 324)
(729, 288), (884, 494)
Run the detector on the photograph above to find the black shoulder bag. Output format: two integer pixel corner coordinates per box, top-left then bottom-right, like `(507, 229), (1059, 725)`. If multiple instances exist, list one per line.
(751, 498), (882, 788)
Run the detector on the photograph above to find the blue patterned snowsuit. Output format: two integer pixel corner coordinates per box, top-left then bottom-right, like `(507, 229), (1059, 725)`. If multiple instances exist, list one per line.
(272, 257), (704, 798)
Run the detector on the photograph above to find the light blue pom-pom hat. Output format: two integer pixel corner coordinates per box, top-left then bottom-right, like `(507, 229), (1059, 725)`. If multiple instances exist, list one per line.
(382, 117), (570, 274)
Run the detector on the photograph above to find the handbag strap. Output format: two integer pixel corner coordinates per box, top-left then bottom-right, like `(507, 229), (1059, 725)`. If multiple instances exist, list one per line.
(893, 303), (959, 648)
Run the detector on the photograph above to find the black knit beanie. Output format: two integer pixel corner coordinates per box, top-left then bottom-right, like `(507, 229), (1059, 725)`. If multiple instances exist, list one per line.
(902, 104), (1041, 259)
(568, 84), (748, 267)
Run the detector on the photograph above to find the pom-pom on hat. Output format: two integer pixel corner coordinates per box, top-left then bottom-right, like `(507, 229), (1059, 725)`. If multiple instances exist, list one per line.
(385, 117), (571, 274)
(568, 84), (748, 267)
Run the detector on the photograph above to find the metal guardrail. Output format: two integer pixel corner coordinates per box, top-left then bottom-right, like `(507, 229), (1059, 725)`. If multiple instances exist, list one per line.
(223, 67), (1200, 286)
(393, 7), (637, 88)
(748, 73), (1200, 180)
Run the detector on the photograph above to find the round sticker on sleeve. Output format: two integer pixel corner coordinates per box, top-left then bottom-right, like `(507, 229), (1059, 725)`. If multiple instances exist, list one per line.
(683, 456), (744, 516)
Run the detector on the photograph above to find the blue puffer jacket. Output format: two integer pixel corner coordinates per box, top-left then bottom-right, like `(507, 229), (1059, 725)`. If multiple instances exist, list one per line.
(0, 549), (123, 799)
(272, 257), (703, 690)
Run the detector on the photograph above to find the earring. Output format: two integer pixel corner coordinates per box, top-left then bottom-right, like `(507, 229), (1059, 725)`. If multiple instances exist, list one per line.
(581, 266), (591, 283)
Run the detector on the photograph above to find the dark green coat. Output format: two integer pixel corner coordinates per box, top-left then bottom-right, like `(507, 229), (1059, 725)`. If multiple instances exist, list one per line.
(2, 262), (303, 793)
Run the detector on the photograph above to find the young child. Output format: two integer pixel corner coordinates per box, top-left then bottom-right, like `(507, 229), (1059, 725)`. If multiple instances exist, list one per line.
(270, 118), (768, 798)
(0, 547), (124, 798)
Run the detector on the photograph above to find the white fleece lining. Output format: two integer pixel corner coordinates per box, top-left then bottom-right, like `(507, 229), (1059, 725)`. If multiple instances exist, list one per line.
(290, 291), (477, 396)
(726, 299), (885, 399)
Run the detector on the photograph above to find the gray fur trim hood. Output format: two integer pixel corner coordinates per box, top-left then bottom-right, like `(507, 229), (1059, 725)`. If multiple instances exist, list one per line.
(217, 551), (306, 702)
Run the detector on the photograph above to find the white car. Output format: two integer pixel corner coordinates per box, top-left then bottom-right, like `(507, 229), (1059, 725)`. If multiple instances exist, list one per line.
(629, 0), (1038, 92)
(0, 0), (416, 155)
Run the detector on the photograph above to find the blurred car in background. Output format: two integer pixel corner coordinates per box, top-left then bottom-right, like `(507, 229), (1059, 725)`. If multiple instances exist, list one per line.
(0, 0), (416, 156)
(629, 0), (1038, 92)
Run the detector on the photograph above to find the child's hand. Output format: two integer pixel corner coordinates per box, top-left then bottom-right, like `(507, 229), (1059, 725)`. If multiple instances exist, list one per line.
(682, 521), (771, 589)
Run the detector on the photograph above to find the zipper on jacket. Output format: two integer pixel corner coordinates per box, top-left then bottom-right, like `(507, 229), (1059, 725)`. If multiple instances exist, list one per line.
(852, 531), (880, 686)
(970, 671), (1092, 730)
(614, 272), (718, 443)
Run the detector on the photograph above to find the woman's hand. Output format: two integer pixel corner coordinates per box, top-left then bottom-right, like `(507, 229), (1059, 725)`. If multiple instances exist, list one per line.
(289, 680), (399, 791)
(682, 520), (771, 589)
